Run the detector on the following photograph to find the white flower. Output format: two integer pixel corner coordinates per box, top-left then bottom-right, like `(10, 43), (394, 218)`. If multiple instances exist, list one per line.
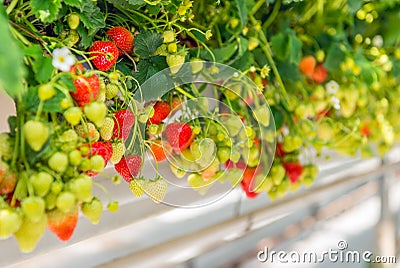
(52, 47), (75, 72)
(372, 35), (383, 48)
(325, 80), (339, 95)
(330, 96), (340, 110)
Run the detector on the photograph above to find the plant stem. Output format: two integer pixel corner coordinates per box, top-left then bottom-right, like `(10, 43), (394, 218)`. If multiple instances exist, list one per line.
(262, 0), (281, 30)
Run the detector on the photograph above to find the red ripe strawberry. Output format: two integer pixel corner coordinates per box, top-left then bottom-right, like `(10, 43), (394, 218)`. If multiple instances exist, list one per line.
(107, 26), (134, 57)
(47, 207), (78, 241)
(240, 167), (259, 199)
(0, 162), (17, 195)
(170, 96), (183, 111)
(89, 41), (119, 71)
(283, 162), (303, 183)
(148, 101), (170, 125)
(165, 123), (194, 154)
(149, 141), (167, 162)
(360, 123), (371, 136)
(225, 160), (247, 170)
(312, 63), (328, 83)
(276, 142), (285, 158)
(114, 155), (142, 183)
(316, 109), (330, 120)
(70, 64), (100, 107)
(112, 110), (135, 140)
(81, 141), (113, 176)
(91, 141), (113, 165)
(299, 55), (316, 76)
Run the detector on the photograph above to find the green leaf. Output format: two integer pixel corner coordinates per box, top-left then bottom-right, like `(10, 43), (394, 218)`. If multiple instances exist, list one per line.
(0, 4), (25, 98)
(128, 0), (145, 5)
(25, 45), (54, 83)
(106, 0), (143, 9)
(271, 32), (289, 60)
(132, 60), (158, 85)
(64, 0), (82, 7)
(235, 0), (248, 29)
(324, 43), (346, 72)
(76, 24), (92, 49)
(270, 106), (284, 130)
(24, 86), (65, 113)
(30, 0), (61, 23)
(147, 4), (161, 15)
(35, 57), (54, 83)
(58, 75), (75, 92)
(213, 42), (237, 62)
(347, 0), (363, 14)
(231, 50), (254, 71)
(135, 30), (163, 59)
(133, 60), (173, 102)
(79, 0), (105, 31)
(287, 30), (302, 64)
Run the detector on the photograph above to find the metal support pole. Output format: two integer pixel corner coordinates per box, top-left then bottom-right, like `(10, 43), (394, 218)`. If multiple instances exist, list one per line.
(375, 160), (396, 268)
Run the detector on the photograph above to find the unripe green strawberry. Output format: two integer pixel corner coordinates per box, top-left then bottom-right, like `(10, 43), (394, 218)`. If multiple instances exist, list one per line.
(166, 54), (185, 74)
(227, 168), (242, 187)
(14, 214), (47, 253)
(167, 43), (177, 53)
(107, 201), (119, 212)
(0, 208), (22, 239)
(51, 180), (63, 194)
(69, 149), (82, 166)
(45, 192), (57, 210)
(64, 107), (82, 126)
(255, 174), (273, 192)
(75, 123), (99, 141)
(188, 173), (206, 188)
(190, 58), (203, 74)
(108, 72), (120, 84)
(129, 179), (146, 197)
(81, 198), (103, 224)
(30, 172), (54, 197)
(38, 83), (56, 101)
(66, 30), (80, 47)
(163, 30), (175, 43)
(96, 85), (106, 102)
(248, 37), (259, 51)
(84, 102), (107, 128)
(144, 178), (168, 203)
(67, 13), (80, 30)
(0, 133), (12, 161)
(270, 164), (285, 185)
(59, 129), (79, 151)
(317, 122), (334, 142)
(90, 155), (105, 173)
(110, 141), (125, 164)
(100, 117), (114, 141)
(253, 105), (270, 127)
(56, 191), (76, 213)
(105, 83), (119, 99)
(283, 135), (302, 152)
(217, 147), (231, 163)
(224, 115), (243, 137)
(69, 174), (93, 202)
(169, 164), (186, 178)
(48, 152), (69, 173)
(21, 196), (46, 223)
(79, 158), (91, 172)
(23, 120), (49, 152)
(230, 147), (241, 163)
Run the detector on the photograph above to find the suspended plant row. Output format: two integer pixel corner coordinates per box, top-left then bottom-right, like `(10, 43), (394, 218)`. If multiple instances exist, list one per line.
(0, 0), (399, 252)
